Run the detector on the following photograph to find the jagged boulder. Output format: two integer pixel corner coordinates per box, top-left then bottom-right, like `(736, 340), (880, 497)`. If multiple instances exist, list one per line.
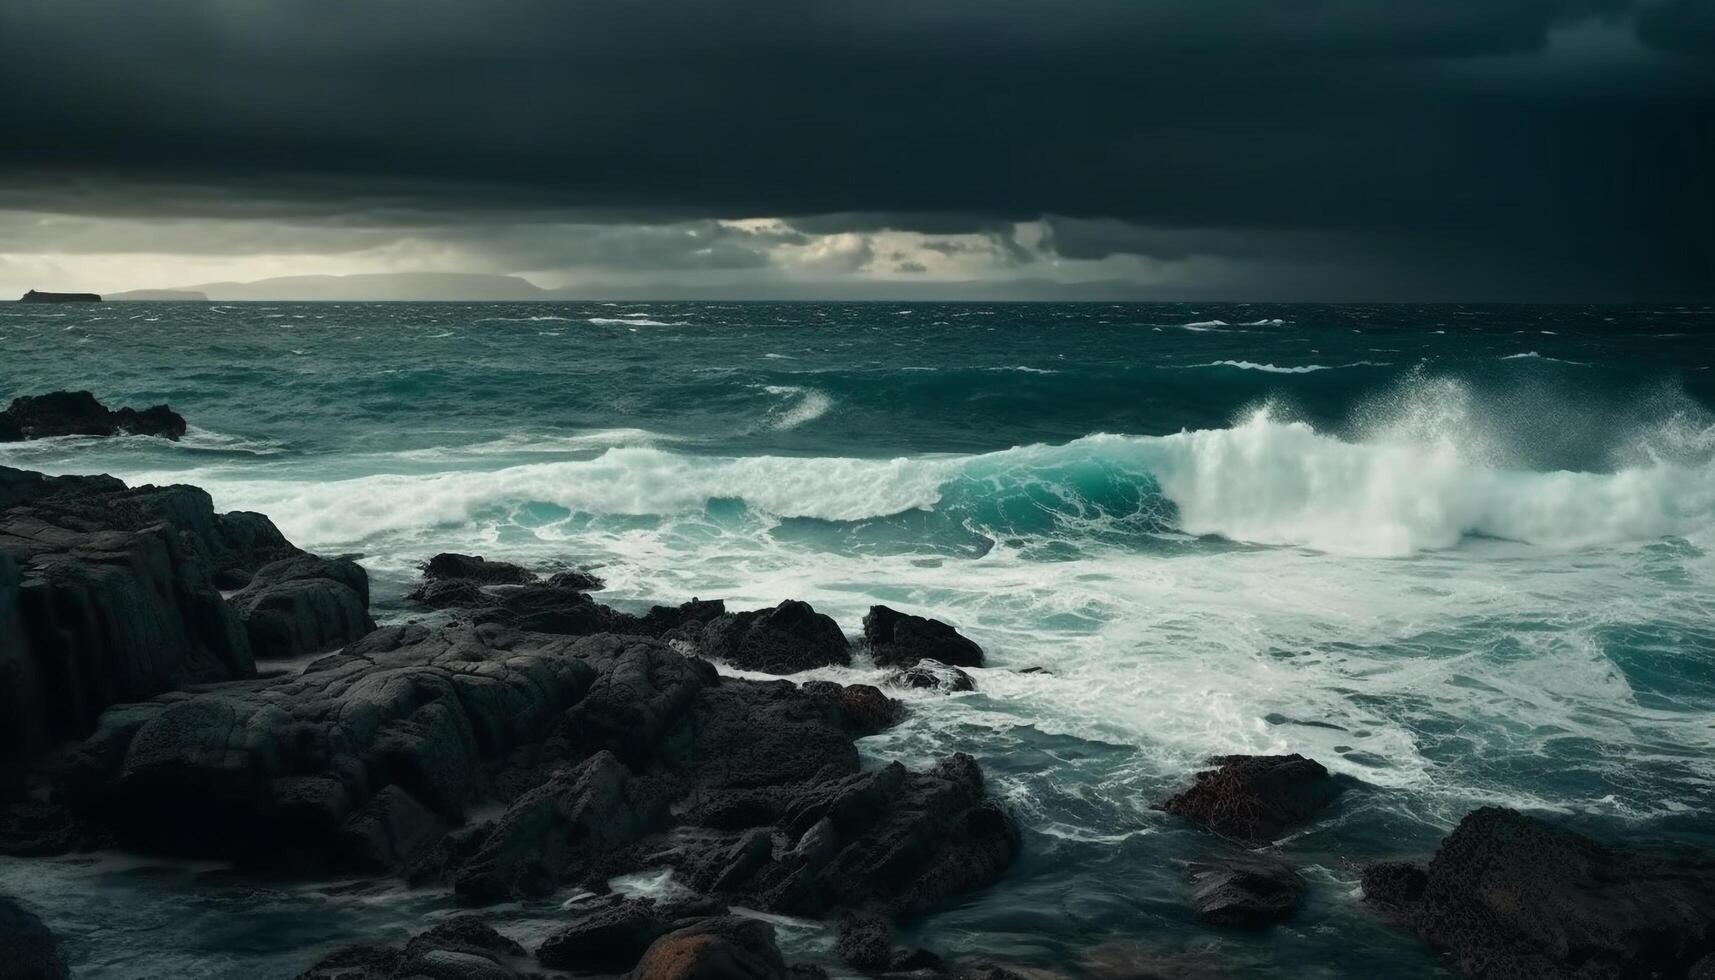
(0, 466), (350, 793)
(863, 606), (984, 669)
(664, 753), (1020, 919)
(421, 553), (537, 585)
(700, 600), (851, 674)
(1155, 754), (1340, 843)
(0, 391), (184, 442)
(230, 554), (375, 659)
(1362, 807), (1715, 980)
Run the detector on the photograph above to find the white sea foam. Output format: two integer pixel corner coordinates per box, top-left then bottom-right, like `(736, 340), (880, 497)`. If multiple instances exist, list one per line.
(586, 317), (690, 327)
(153, 405), (1715, 560)
(758, 385), (834, 430)
(1185, 360), (1386, 374)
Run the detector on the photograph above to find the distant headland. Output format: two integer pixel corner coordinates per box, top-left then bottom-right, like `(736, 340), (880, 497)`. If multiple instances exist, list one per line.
(18, 289), (101, 303)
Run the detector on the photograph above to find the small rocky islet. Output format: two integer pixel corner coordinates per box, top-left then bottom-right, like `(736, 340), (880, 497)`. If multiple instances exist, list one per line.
(1, 392), (1713, 980)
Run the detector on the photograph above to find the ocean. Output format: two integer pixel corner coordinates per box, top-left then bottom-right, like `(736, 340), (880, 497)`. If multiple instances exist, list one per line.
(3, 300), (1713, 978)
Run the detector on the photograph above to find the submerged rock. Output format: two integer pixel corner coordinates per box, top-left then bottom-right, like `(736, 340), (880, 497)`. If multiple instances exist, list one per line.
(295, 915), (526, 980)
(1188, 857), (1305, 927)
(0, 391), (185, 442)
(863, 605), (984, 669)
(884, 661), (977, 693)
(1155, 754), (1340, 843)
(1362, 807), (1715, 980)
(0, 895), (68, 980)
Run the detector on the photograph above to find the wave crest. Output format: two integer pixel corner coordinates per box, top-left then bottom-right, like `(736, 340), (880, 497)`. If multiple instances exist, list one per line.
(169, 409), (1715, 557)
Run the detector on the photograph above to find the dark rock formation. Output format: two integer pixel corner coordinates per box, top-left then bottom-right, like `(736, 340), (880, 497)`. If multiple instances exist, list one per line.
(0, 391), (185, 442)
(406, 557), (706, 639)
(421, 553), (537, 585)
(230, 554), (375, 658)
(298, 911), (825, 980)
(1362, 807), (1715, 980)
(1155, 754), (1340, 843)
(18, 290), (99, 303)
(863, 605), (984, 669)
(1188, 857), (1305, 927)
(406, 566), (846, 676)
(295, 915), (526, 980)
(885, 662), (977, 693)
(0, 895), (68, 980)
(836, 910), (945, 974)
(659, 751), (1019, 920)
(39, 621), (1010, 929)
(451, 749), (664, 904)
(546, 568), (605, 591)
(1, 469), (268, 789)
(631, 916), (802, 980)
(536, 896), (678, 971)
(700, 599), (852, 674)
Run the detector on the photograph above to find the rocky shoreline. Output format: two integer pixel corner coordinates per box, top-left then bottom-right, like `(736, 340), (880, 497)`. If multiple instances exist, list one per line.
(2, 451), (1713, 980)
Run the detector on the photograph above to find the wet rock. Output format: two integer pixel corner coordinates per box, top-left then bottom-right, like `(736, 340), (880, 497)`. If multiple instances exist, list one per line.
(884, 661), (976, 693)
(451, 750), (666, 904)
(546, 568), (604, 591)
(863, 605), (984, 670)
(1155, 754), (1340, 842)
(407, 561), (718, 641)
(835, 910), (942, 974)
(409, 577), (490, 610)
(700, 599), (852, 674)
(0, 390), (184, 442)
(336, 784), (449, 873)
(230, 554), (375, 658)
(1362, 807), (1715, 980)
(422, 553), (538, 585)
(0, 895), (68, 980)
(1358, 861), (1427, 910)
(666, 753), (1020, 919)
(57, 625), (600, 862)
(632, 916), (795, 980)
(48, 619), (1011, 929)
(0, 468), (286, 780)
(801, 680), (903, 735)
(536, 896), (671, 971)
(295, 915), (526, 980)
(1187, 857), (1305, 927)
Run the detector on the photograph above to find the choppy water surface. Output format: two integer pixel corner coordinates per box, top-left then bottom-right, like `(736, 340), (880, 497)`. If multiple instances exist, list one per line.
(3, 301), (1714, 979)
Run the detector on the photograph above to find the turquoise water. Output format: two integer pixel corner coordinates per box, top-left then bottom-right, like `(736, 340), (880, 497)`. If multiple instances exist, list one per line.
(3, 301), (1714, 978)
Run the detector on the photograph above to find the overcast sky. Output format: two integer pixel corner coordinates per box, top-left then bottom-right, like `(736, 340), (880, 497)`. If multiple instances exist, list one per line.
(2, 1), (1711, 300)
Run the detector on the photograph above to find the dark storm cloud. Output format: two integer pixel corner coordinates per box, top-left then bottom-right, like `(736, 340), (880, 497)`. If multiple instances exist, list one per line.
(0, 0), (1710, 297)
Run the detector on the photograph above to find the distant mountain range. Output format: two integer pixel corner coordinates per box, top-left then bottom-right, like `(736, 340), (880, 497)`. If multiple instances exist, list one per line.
(101, 270), (1165, 302)
(108, 273), (547, 302)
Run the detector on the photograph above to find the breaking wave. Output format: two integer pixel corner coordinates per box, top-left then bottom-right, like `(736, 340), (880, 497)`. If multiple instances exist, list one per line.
(167, 406), (1715, 557)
